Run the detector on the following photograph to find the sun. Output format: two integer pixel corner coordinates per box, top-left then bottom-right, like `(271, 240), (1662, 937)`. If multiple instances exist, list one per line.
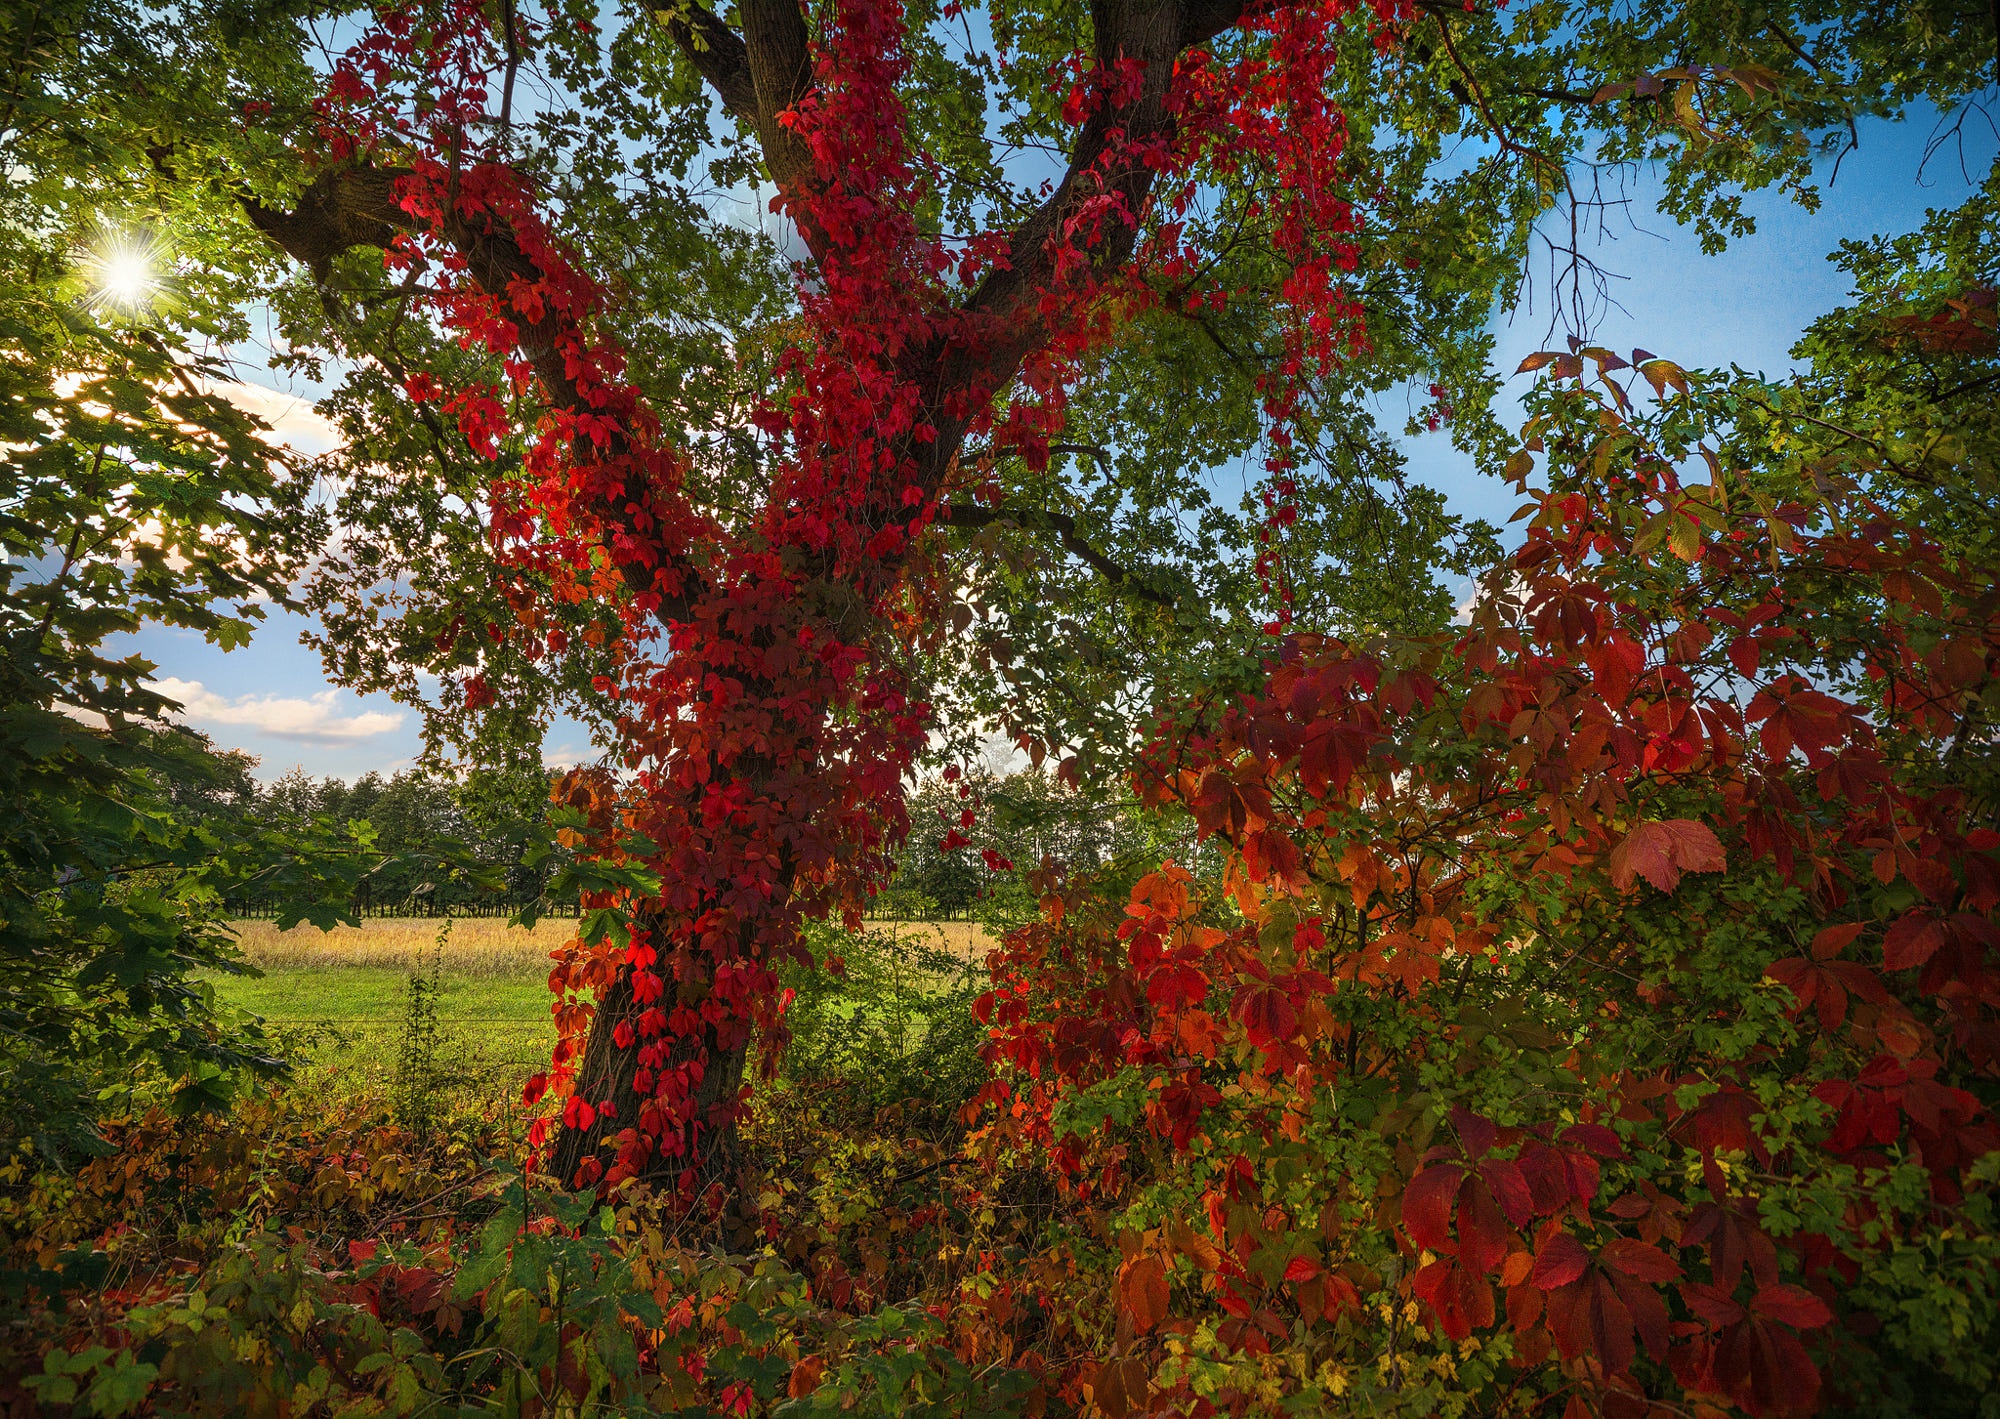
(98, 249), (154, 304)
(81, 228), (169, 313)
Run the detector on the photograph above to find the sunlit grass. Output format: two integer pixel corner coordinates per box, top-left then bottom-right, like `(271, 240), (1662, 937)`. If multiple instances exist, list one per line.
(210, 916), (994, 1089)
(226, 914), (572, 978)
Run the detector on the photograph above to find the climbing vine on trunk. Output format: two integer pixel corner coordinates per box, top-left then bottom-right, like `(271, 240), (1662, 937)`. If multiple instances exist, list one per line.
(293, 0), (1393, 1198)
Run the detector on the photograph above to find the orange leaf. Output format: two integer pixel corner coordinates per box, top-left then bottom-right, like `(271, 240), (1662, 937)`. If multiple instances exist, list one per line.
(1166, 1219), (1220, 1272)
(1118, 1255), (1170, 1332)
(788, 1356), (826, 1398)
(1091, 1356), (1151, 1419)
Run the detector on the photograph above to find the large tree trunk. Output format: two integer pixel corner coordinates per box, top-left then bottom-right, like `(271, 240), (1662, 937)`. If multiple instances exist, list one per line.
(548, 945), (753, 1200)
(547, 700), (825, 1196)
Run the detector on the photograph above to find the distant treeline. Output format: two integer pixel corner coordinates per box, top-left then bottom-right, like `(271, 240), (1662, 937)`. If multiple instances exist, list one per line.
(187, 755), (575, 918)
(196, 749), (1185, 924)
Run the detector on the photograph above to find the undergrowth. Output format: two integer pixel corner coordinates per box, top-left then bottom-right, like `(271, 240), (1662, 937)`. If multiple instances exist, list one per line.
(0, 919), (1079, 1419)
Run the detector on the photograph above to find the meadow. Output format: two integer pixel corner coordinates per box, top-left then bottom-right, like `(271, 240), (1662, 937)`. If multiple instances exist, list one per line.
(212, 915), (996, 1088)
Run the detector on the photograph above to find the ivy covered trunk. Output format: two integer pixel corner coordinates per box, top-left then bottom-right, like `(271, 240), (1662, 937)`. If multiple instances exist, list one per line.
(534, 623), (911, 1195)
(257, 0), (1372, 1201)
(547, 947), (752, 1198)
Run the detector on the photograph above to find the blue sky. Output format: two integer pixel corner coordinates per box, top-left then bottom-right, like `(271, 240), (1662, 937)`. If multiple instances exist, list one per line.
(121, 105), (1991, 783)
(1403, 110), (1996, 532)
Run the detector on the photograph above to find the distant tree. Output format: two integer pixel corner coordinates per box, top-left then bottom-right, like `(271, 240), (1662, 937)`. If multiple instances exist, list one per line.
(138, 726), (262, 821)
(251, 762), (566, 913)
(896, 768), (1158, 923)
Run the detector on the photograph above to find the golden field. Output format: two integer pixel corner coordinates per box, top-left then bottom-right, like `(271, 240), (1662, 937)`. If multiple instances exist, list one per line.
(224, 915), (995, 978)
(226, 914), (572, 978)
(858, 919), (995, 960)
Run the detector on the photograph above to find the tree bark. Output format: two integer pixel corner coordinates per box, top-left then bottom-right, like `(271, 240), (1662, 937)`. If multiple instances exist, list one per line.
(547, 914), (757, 1199)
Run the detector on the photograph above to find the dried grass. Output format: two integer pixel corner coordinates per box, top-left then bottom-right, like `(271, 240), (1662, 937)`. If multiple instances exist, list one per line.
(226, 916), (995, 977)
(858, 920), (994, 961)
(226, 916), (570, 978)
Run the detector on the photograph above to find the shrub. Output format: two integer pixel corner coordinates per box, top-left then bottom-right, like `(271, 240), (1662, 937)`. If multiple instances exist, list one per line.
(974, 354), (2000, 1417)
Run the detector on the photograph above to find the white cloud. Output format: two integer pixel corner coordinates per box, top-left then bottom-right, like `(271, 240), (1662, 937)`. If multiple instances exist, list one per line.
(215, 381), (344, 457)
(155, 677), (403, 744)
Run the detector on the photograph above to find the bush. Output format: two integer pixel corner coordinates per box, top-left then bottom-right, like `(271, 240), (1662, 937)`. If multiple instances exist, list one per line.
(0, 1070), (1048, 1417)
(779, 922), (988, 1135)
(970, 355), (2000, 1418)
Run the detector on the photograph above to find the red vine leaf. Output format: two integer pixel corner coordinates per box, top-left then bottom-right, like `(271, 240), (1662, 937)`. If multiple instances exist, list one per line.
(1882, 912), (1946, 970)
(1118, 1255), (1170, 1333)
(1600, 1238), (1681, 1283)
(1412, 1257), (1494, 1340)
(1610, 818), (1727, 893)
(1531, 1232), (1591, 1290)
(1403, 1166), (1463, 1253)
(1749, 1283), (1833, 1330)
(1810, 922), (1867, 960)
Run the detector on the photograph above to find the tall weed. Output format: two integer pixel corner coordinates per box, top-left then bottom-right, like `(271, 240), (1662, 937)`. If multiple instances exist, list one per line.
(391, 920), (448, 1138)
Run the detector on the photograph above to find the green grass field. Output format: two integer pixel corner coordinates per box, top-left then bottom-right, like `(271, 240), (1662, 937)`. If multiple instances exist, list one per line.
(208, 915), (995, 1092)
(210, 916), (565, 1091)
(212, 966), (558, 1083)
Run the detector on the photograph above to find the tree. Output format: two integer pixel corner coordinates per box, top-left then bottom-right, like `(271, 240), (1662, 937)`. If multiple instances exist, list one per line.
(890, 766), (1152, 920)
(252, 762), (568, 911)
(0, 2), (334, 1145)
(225, 0), (1471, 1195)
(183, 0), (1995, 1197)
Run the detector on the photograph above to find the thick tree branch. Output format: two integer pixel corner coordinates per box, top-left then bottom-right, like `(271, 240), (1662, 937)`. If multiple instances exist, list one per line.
(652, 1), (759, 122)
(244, 167), (589, 432)
(651, 0), (1253, 507)
(241, 162), (703, 612)
(656, 0), (827, 258)
(238, 164), (404, 277)
(941, 503), (1174, 607)
(897, 0), (1247, 497)
(247, 0), (1253, 618)
(740, 0), (815, 157)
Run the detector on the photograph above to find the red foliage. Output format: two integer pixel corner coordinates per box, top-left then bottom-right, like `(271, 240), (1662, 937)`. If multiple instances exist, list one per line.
(974, 358), (1999, 1412)
(303, 0), (1391, 1196)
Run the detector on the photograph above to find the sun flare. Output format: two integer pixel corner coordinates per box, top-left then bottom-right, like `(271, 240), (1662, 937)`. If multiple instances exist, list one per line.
(81, 228), (167, 312)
